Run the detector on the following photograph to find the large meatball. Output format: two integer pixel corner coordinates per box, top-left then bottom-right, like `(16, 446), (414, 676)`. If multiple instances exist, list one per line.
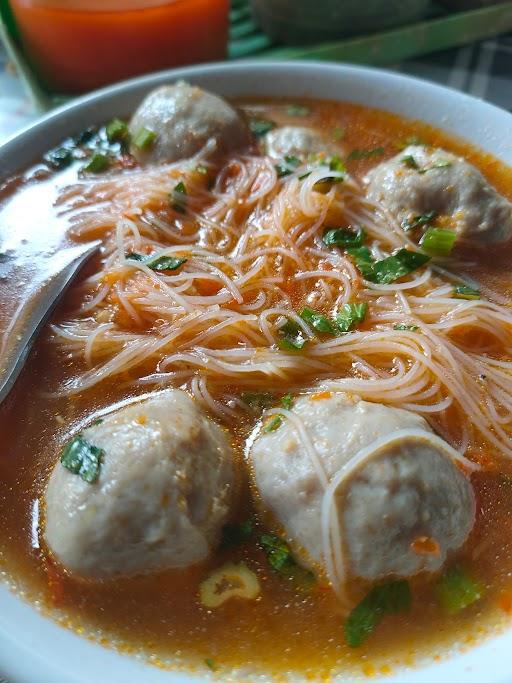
(129, 82), (250, 164)
(44, 390), (234, 578)
(265, 126), (339, 160)
(250, 393), (475, 585)
(365, 144), (512, 244)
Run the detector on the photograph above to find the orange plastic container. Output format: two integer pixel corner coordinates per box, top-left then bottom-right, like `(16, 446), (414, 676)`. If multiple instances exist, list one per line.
(9, 0), (230, 94)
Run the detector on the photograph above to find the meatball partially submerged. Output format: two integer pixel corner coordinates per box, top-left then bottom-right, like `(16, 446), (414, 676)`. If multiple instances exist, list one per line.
(44, 390), (234, 579)
(129, 82), (250, 164)
(250, 393), (475, 589)
(366, 144), (512, 245)
(265, 126), (339, 160)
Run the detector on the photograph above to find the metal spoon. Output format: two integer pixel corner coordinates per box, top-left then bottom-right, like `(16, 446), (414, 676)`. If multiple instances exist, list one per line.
(0, 241), (101, 405)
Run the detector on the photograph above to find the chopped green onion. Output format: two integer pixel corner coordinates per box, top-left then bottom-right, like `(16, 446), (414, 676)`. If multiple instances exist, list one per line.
(278, 319), (308, 351)
(196, 164), (209, 175)
(397, 135), (424, 149)
(127, 252), (187, 271)
(347, 147), (385, 161)
(287, 104), (310, 117)
(170, 181), (187, 213)
(105, 118), (129, 144)
(452, 285), (481, 300)
(83, 153), (110, 174)
(275, 155), (301, 178)
(336, 303), (368, 333)
(221, 519), (254, 549)
(298, 171), (312, 181)
(249, 118), (275, 137)
(264, 415), (283, 433)
(73, 127), (96, 146)
(420, 228), (457, 256)
(241, 392), (274, 409)
(347, 247), (431, 285)
(60, 435), (104, 484)
(300, 307), (337, 335)
(402, 155), (420, 170)
(323, 227), (366, 249)
(132, 126), (156, 150)
(281, 394), (294, 410)
(344, 580), (412, 648)
(91, 417), (104, 426)
(204, 659), (218, 671)
(314, 155), (347, 186)
(260, 534), (292, 571)
(401, 211), (437, 232)
(436, 566), (484, 614)
(45, 147), (73, 170)
(260, 534), (315, 589)
(393, 323), (419, 331)
(419, 159), (452, 173)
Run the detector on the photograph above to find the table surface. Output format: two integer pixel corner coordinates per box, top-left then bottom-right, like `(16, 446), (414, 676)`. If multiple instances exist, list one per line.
(1, 35), (512, 143)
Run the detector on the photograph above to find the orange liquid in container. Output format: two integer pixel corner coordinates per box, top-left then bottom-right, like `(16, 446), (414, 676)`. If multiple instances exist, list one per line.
(9, 0), (229, 94)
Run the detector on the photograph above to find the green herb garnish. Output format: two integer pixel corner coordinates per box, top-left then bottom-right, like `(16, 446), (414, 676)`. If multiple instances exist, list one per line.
(278, 319), (308, 351)
(275, 155), (301, 178)
(398, 135), (424, 149)
(332, 127), (345, 141)
(401, 211), (437, 232)
(344, 580), (412, 648)
(241, 392), (274, 409)
(419, 159), (452, 173)
(347, 247), (431, 285)
(393, 323), (419, 331)
(347, 147), (385, 161)
(45, 147), (73, 171)
(60, 435), (104, 484)
(287, 104), (310, 117)
(281, 394), (294, 410)
(452, 285), (481, 300)
(132, 126), (156, 150)
(73, 127), (96, 146)
(264, 415), (283, 433)
(300, 307), (337, 335)
(250, 118), (276, 137)
(127, 252), (187, 271)
(170, 181), (187, 213)
(420, 227), (457, 256)
(83, 153), (110, 174)
(221, 519), (254, 549)
(204, 658), (218, 671)
(336, 303), (368, 333)
(435, 566), (484, 614)
(196, 164), (209, 175)
(402, 155), (420, 169)
(105, 118), (129, 144)
(260, 534), (315, 589)
(323, 227), (365, 249)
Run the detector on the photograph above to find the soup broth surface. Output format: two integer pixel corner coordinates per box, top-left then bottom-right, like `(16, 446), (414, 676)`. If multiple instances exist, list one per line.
(1, 97), (512, 680)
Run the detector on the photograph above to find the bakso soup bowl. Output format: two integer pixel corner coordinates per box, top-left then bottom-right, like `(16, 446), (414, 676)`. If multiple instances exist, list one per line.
(1, 61), (512, 683)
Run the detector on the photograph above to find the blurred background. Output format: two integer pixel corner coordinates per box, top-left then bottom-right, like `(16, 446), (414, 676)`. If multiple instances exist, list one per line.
(1, 0), (512, 141)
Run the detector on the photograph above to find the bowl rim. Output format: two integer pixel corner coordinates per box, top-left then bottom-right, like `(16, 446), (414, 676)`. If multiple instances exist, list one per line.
(1, 59), (512, 683)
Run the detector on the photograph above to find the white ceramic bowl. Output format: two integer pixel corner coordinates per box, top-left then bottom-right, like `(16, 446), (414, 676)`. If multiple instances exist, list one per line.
(1, 61), (512, 683)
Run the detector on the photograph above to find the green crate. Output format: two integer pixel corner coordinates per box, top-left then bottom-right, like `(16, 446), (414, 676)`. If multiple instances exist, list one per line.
(2, 0), (512, 111)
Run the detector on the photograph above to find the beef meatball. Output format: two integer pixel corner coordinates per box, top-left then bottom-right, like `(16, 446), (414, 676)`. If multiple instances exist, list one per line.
(44, 390), (234, 579)
(265, 126), (338, 160)
(250, 393), (475, 586)
(365, 144), (512, 244)
(129, 82), (250, 164)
